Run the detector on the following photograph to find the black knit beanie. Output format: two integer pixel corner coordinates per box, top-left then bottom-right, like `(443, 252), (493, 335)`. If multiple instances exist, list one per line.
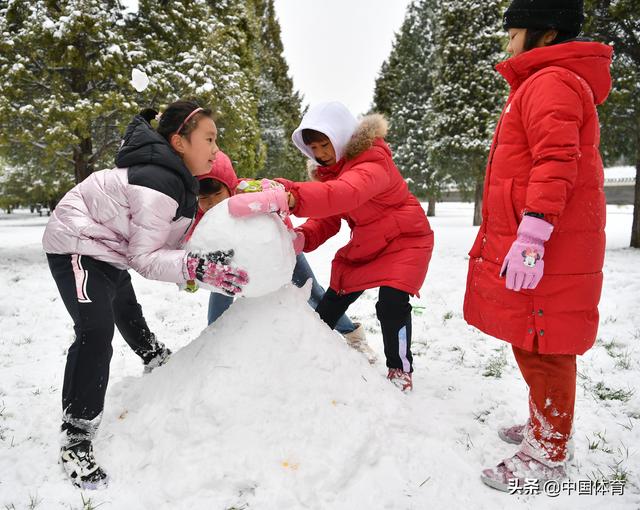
(503, 0), (584, 38)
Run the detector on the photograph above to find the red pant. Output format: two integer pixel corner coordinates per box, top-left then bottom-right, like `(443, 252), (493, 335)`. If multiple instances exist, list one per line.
(512, 344), (576, 464)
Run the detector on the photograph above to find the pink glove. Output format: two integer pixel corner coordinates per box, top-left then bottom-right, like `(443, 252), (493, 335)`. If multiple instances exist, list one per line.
(274, 177), (294, 191)
(227, 188), (289, 217)
(259, 178), (285, 191)
(186, 250), (249, 296)
(500, 215), (554, 291)
(236, 179), (284, 193)
(292, 229), (305, 255)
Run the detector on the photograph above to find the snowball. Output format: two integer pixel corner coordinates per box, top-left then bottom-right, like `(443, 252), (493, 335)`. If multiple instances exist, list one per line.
(131, 68), (149, 92)
(186, 200), (296, 297)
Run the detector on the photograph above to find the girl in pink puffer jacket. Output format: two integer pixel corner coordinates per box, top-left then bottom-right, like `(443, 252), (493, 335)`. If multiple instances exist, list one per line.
(43, 101), (249, 490)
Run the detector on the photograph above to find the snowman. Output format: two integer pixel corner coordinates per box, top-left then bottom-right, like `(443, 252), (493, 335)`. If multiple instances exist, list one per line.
(186, 199), (296, 298)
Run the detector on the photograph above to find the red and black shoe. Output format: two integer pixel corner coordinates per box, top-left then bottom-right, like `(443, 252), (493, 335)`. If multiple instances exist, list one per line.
(387, 368), (413, 392)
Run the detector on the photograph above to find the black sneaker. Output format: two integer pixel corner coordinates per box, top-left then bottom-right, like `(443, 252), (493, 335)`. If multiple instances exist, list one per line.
(60, 440), (109, 490)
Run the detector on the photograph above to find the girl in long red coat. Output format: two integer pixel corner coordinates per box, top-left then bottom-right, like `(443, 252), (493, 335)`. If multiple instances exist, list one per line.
(228, 101), (434, 391)
(463, 0), (613, 491)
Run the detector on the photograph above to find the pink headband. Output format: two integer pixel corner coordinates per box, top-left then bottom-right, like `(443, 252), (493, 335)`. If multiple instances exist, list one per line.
(177, 107), (204, 135)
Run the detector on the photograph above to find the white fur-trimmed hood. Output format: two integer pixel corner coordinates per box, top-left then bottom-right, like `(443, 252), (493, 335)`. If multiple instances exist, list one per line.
(306, 113), (389, 181)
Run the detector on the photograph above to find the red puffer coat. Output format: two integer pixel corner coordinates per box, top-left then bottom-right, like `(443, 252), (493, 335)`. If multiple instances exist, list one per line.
(464, 41), (613, 355)
(290, 115), (434, 296)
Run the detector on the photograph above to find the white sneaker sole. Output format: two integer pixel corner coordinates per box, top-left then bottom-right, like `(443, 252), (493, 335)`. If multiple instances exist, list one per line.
(480, 473), (511, 492)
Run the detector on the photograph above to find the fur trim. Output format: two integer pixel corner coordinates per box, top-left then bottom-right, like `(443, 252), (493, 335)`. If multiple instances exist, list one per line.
(343, 114), (388, 161)
(306, 159), (320, 181)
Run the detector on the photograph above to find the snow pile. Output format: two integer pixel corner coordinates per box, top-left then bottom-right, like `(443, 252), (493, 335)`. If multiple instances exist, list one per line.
(99, 284), (426, 509)
(186, 201), (296, 297)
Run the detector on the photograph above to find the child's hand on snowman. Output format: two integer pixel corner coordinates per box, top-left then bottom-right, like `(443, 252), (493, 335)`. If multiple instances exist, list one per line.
(236, 178), (285, 194)
(500, 215), (553, 291)
(227, 188), (290, 218)
(186, 249), (249, 296)
(292, 229), (305, 255)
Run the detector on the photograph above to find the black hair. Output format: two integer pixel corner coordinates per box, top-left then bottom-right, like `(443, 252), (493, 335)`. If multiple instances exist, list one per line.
(523, 29), (574, 52)
(301, 128), (330, 145)
(139, 108), (158, 123)
(142, 100), (213, 142)
(198, 178), (225, 197)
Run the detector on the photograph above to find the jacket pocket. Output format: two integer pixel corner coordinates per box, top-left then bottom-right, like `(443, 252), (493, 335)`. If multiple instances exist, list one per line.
(502, 178), (518, 234)
(345, 226), (390, 262)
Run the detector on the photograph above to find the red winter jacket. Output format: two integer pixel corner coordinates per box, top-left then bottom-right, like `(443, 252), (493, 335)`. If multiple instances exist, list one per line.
(464, 41), (613, 355)
(289, 115), (434, 296)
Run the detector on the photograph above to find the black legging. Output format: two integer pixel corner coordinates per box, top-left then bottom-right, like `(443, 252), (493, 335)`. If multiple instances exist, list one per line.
(47, 254), (161, 433)
(315, 286), (414, 372)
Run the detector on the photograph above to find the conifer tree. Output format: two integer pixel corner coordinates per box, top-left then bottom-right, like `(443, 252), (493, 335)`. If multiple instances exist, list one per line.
(428, 0), (507, 225)
(0, 0), (138, 186)
(373, 0), (447, 216)
(0, 0), (305, 204)
(253, 0), (305, 180)
(134, 0), (265, 174)
(584, 0), (640, 247)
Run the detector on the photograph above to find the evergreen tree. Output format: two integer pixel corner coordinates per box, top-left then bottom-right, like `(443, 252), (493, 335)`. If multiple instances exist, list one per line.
(584, 0), (640, 248)
(0, 0), (305, 205)
(428, 0), (507, 225)
(0, 166), (24, 213)
(0, 0), (138, 187)
(253, 0), (305, 181)
(134, 0), (265, 174)
(373, 0), (447, 216)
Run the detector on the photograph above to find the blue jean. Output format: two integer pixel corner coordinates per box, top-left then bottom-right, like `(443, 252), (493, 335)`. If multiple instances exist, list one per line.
(207, 253), (356, 334)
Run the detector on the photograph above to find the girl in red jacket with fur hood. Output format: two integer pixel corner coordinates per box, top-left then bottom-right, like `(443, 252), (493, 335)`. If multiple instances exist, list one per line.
(228, 101), (434, 391)
(464, 0), (613, 491)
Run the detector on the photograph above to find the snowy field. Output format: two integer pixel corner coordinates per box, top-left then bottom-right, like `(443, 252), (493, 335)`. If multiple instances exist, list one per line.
(0, 202), (639, 509)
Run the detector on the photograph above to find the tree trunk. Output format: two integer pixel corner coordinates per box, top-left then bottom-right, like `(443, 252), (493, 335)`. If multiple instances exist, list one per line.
(73, 136), (94, 184)
(427, 195), (436, 217)
(473, 178), (483, 226)
(631, 155), (640, 248)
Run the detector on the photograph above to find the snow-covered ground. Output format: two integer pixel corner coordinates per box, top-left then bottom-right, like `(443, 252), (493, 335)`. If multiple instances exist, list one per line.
(604, 166), (636, 181)
(0, 202), (639, 509)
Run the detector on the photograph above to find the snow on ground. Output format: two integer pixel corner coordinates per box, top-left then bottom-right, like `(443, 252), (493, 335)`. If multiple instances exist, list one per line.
(604, 166), (636, 181)
(0, 203), (639, 509)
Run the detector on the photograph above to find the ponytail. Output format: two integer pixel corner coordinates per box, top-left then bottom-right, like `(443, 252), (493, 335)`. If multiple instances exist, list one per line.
(139, 108), (159, 124)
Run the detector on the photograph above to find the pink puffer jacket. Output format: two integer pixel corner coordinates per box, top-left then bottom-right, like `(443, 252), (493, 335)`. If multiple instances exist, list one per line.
(43, 115), (199, 283)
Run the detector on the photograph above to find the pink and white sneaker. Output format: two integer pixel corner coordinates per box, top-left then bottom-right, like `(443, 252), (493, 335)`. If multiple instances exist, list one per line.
(498, 423), (574, 460)
(498, 423), (527, 444)
(387, 368), (412, 392)
(481, 451), (566, 492)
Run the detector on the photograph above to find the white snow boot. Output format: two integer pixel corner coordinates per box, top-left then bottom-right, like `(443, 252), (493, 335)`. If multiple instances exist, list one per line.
(60, 440), (109, 490)
(342, 323), (377, 364)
